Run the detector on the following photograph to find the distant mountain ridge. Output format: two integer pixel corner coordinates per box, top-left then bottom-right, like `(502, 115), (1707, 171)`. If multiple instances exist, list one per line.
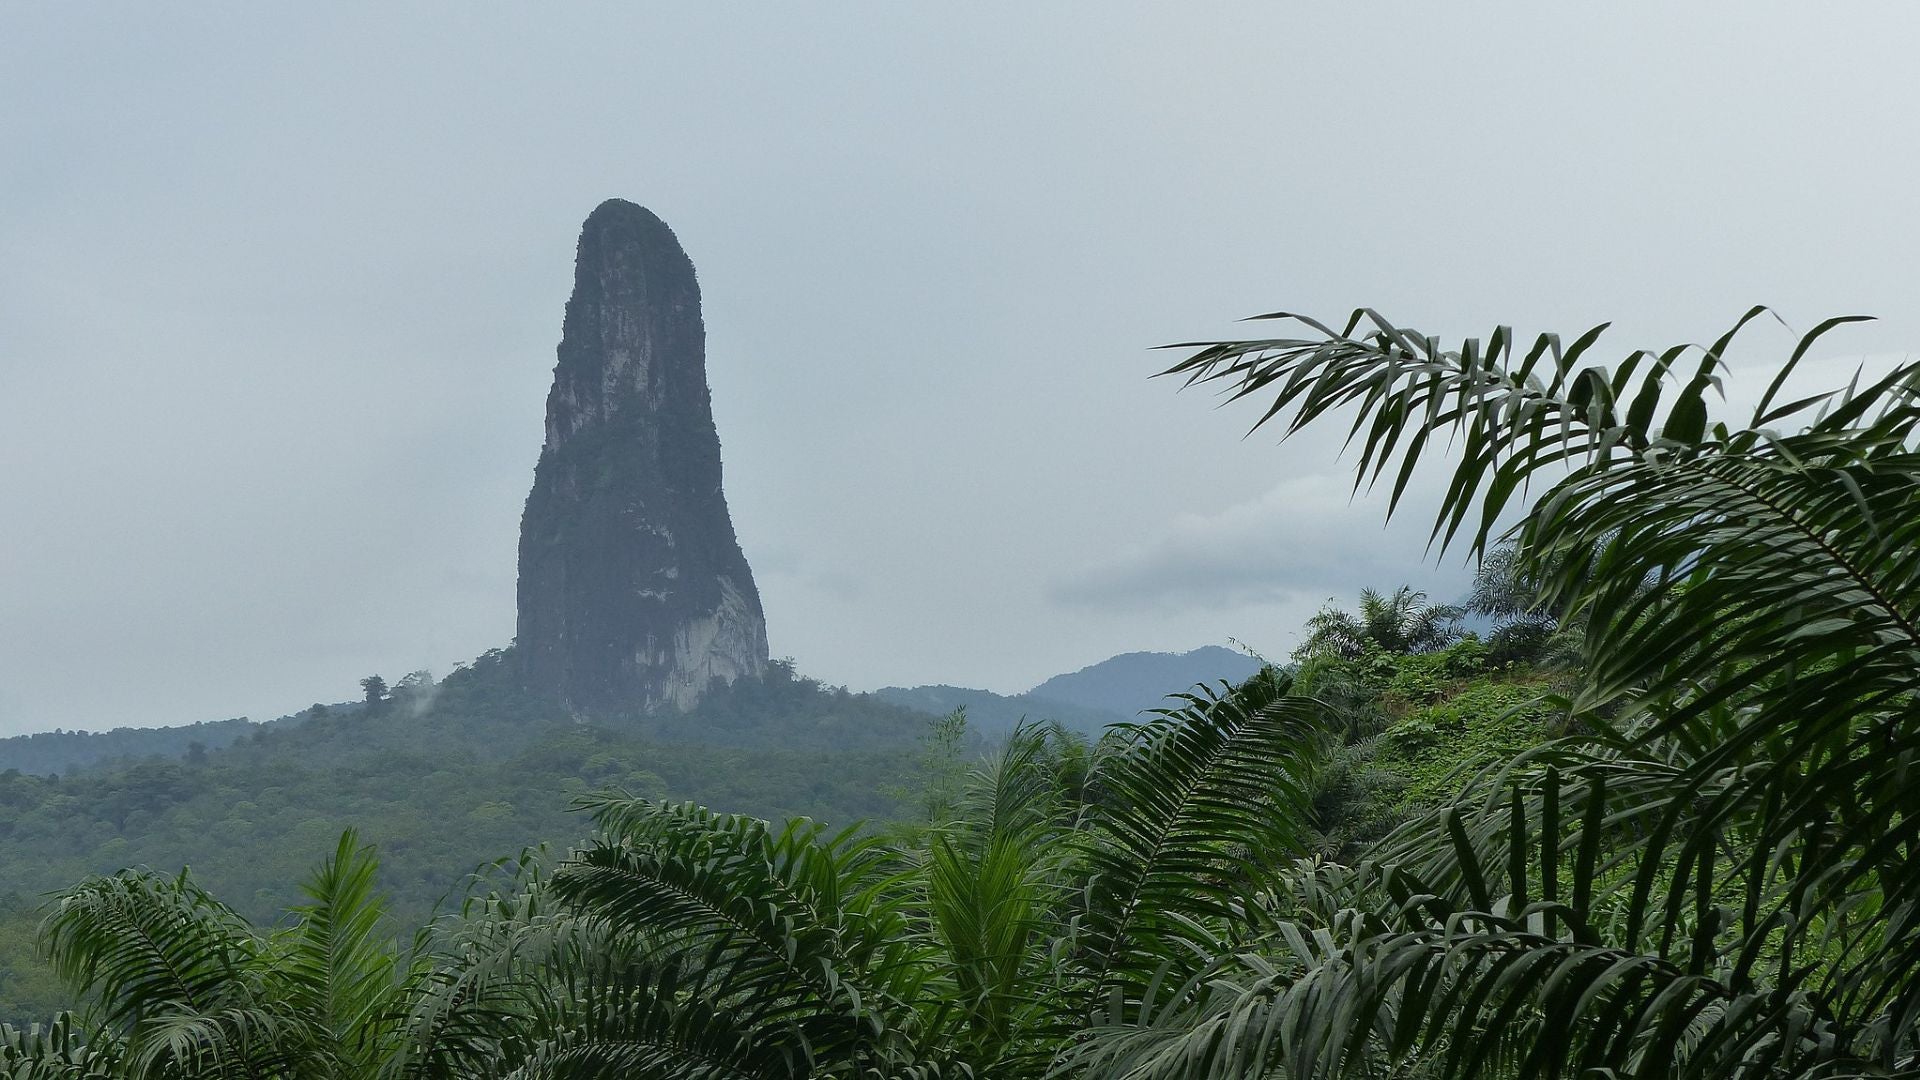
(1029, 645), (1264, 717)
(870, 685), (1126, 736)
(0, 717), (262, 777)
(0, 647), (1265, 775)
(876, 645), (1264, 735)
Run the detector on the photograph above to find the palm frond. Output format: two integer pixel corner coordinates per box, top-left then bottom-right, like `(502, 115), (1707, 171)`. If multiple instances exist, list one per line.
(925, 726), (1076, 1074)
(1073, 668), (1331, 1012)
(546, 798), (938, 1073)
(0, 1014), (119, 1079)
(502, 952), (804, 1080)
(1160, 307), (1875, 555)
(42, 870), (257, 1036)
(269, 829), (408, 1073)
(1135, 307), (1920, 1078)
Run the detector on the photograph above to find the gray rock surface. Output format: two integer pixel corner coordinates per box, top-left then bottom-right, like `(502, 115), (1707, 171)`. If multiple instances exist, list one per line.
(516, 199), (768, 712)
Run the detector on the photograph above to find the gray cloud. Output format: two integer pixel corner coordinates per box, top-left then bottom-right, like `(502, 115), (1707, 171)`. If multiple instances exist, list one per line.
(3, 3), (1919, 728)
(1051, 476), (1472, 614)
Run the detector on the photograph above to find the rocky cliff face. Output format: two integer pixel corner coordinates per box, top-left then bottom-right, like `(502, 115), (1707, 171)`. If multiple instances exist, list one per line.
(516, 199), (768, 713)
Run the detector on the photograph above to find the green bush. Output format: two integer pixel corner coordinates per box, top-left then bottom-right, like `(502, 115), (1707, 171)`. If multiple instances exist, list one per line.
(1373, 682), (1561, 808)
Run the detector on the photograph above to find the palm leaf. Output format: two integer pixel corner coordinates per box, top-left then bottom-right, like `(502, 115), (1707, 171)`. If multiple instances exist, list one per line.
(923, 725), (1078, 1075)
(543, 798), (938, 1075)
(268, 829), (409, 1074)
(0, 1014), (119, 1079)
(1125, 307), (1920, 1078)
(1073, 667), (1331, 1014)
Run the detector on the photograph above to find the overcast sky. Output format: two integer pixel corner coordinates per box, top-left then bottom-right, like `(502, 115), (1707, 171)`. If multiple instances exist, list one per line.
(3, 4), (1918, 734)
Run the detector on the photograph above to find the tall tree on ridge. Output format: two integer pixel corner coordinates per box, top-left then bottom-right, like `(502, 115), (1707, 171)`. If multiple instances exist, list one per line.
(1297, 585), (1464, 660)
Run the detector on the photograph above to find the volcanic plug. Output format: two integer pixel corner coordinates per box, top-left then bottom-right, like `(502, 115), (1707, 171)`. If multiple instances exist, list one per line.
(515, 199), (769, 712)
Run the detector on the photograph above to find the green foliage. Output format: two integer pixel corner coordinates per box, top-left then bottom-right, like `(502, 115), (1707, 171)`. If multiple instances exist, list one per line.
(1091, 304), (1920, 1077)
(1299, 645), (1554, 861)
(1382, 635), (1488, 703)
(0, 601), (1570, 1077)
(1293, 635), (1499, 740)
(0, 720), (258, 779)
(0, 1012), (116, 1078)
(0, 902), (73, 1051)
(4, 667), (1336, 1077)
(35, 831), (516, 1077)
(1373, 682), (1563, 807)
(1298, 585), (1463, 660)
(0, 655), (935, 1027)
(884, 708), (975, 830)
(417, 668), (1333, 1077)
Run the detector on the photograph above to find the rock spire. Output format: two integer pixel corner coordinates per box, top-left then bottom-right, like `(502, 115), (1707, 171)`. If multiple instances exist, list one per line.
(515, 199), (768, 712)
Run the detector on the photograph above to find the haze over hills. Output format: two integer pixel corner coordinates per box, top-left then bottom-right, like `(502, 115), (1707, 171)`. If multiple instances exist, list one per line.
(876, 644), (1264, 734)
(0, 646), (1263, 776)
(0, 199), (1282, 1026)
(0, 718), (264, 778)
(1028, 645), (1264, 716)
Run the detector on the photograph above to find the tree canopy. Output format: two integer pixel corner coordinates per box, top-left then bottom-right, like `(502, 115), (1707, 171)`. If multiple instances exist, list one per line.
(10, 304), (1919, 1077)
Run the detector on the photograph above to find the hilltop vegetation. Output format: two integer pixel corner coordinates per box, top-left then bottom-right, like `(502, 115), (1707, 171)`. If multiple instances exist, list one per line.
(876, 645), (1264, 735)
(10, 304), (1920, 1075)
(0, 719), (260, 778)
(0, 650), (951, 1024)
(0, 620), (1539, 1030)
(1, 653), (926, 905)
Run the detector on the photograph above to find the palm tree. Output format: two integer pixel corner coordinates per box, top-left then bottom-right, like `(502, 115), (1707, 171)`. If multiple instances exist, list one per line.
(17, 675), (1331, 1079)
(1298, 586), (1463, 660)
(1068, 306), (1920, 1077)
(34, 831), (506, 1078)
(428, 670), (1332, 1078)
(0, 1013), (116, 1078)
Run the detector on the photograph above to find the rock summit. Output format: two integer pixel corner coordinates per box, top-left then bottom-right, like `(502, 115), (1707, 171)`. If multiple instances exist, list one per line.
(515, 199), (768, 712)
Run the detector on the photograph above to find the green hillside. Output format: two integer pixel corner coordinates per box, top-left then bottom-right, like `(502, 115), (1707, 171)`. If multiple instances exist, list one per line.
(0, 718), (263, 777)
(1026, 645), (1264, 717)
(0, 649), (948, 1024)
(876, 645), (1266, 734)
(0, 623), (1566, 1029)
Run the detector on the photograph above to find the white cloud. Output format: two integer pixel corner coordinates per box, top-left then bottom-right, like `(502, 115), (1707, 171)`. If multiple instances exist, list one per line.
(1051, 473), (1474, 615)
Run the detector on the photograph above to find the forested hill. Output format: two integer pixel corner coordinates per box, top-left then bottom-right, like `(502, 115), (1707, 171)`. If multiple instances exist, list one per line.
(871, 684), (1125, 734)
(0, 649), (953, 1022)
(0, 651), (940, 922)
(877, 645), (1264, 734)
(0, 717), (264, 777)
(1028, 645), (1264, 717)
(0, 623), (1573, 1030)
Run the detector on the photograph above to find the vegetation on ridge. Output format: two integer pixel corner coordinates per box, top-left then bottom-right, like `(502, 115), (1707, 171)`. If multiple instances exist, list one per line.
(8, 302), (1919, 1077)
(1083, 305), (1920, 1076)
(0, 653), (948, 1026)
